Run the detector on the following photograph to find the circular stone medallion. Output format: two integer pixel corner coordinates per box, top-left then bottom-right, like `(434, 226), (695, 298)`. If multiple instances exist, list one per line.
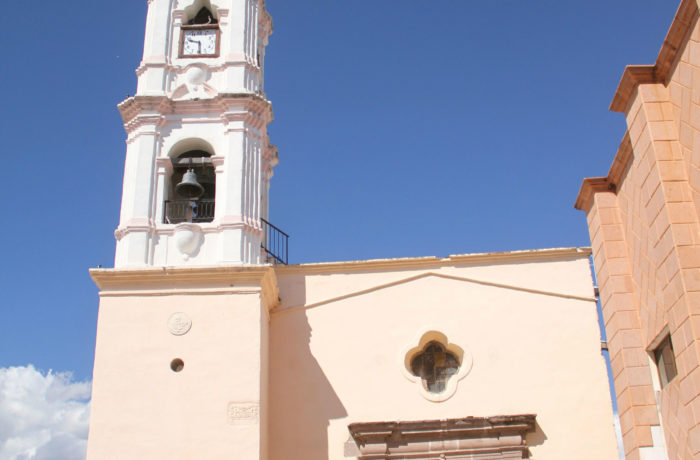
(168, 312), (192, 336)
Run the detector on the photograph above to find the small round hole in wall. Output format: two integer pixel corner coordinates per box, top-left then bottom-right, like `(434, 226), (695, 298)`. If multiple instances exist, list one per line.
(170, 358), (184, 372)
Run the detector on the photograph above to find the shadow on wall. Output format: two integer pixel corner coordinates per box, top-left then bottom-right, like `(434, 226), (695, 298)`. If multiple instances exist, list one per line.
(527, 421), (548, 453)
(269, 278), (347, 460)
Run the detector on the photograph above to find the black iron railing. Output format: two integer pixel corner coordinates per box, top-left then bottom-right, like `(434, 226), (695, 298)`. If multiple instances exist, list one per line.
(164, 199), (215, 224)
(261, 218), (289, 265)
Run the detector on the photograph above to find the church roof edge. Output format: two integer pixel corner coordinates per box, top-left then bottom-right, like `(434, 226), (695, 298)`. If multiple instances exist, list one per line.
(610, 0), (697, 113)
(276, 247), (592, 274)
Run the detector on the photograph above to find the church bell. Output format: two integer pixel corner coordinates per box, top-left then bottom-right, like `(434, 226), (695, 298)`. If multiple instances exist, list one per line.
(175, 169), (205, 199)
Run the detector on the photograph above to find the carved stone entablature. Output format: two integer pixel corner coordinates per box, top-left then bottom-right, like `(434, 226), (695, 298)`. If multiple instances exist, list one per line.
(118, 96), (174, 124)
(348, 415), (537, 459)
(124, 115), (167, 136)
(137, 59), (261, 78)
(117, 94), (272, 126)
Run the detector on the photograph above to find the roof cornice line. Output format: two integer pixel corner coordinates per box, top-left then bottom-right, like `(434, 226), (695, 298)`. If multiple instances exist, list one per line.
(574, 132), (633, 210)
(275, 247), (591, 275)
(271, 271), (597, 319)
(610, 0), (698, 113)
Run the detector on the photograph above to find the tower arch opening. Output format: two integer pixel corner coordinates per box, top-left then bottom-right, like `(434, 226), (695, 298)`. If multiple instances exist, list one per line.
(183, 0), (219, 25)
(164, 140), (216, 224)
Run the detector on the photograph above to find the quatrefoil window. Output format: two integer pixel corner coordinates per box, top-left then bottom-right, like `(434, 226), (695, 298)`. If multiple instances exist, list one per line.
(410, 341), (460, 393)
(402, 331), (472, 402)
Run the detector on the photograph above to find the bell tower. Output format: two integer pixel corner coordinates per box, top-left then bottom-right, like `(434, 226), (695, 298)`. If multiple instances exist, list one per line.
(88, 1), (279, 459)
(115, 0), (277, 267)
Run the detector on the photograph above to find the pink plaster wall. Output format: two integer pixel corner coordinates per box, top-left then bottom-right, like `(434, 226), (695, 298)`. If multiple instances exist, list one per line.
(268, 253), (618, 459)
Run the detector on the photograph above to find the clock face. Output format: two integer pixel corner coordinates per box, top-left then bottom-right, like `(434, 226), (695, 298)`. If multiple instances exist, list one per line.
(181, 28), (218, 57)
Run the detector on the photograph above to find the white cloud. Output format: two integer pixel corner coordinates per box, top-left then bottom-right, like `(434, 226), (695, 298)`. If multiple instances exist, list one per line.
(0, 366), (90, 460)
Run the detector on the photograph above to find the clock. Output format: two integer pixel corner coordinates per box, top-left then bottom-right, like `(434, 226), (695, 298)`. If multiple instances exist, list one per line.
(180, 26), (219, 58)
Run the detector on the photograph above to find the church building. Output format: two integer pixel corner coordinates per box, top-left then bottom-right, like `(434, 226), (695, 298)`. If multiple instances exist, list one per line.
(86, 1), (620, 458)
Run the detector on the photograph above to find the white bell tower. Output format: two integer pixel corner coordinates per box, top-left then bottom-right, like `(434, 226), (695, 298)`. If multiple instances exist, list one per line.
(88, 2), (280, 459)
(115, 0), (278, 267)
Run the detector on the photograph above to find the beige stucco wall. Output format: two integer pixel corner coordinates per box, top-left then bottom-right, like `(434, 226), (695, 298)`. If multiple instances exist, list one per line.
(86, 251), (618, 459)
(269, 250), (619, 459)
(87, 268), (274, 460)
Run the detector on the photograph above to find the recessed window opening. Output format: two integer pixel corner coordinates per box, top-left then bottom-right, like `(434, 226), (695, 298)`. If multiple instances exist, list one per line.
(654, 335), (678, 388)
(189, 7), (217, 25)
(164, 150), (216, 224)
(410, 341), (461, 394)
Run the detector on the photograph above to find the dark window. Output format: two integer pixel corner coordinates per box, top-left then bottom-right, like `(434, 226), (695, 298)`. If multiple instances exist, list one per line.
(410, 341), (460, 394)
(189, 7), (217, 25)
(654, 335), (678, 388)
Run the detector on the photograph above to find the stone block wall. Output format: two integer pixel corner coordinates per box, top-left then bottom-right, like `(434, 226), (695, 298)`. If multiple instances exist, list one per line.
(577, 1), (700, 458)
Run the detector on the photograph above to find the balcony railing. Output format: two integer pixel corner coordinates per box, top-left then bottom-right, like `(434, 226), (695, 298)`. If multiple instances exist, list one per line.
(164, 199), (215, 224)
(261, 218), (289, 265)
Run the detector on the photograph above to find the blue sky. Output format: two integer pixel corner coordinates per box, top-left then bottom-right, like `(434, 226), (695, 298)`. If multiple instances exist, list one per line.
(0, 1), (678, 384)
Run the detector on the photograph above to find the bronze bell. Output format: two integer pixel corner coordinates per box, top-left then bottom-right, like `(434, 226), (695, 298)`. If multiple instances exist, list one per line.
(175, 169), (205, 199)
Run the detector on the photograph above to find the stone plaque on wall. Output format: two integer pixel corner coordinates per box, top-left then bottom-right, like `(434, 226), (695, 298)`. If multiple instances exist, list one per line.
(227, 402), (259, 425)
(167, 312), (192, 336)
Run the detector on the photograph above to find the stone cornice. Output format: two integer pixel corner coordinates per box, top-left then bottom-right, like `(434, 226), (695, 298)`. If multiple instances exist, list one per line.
(348, 415), (537, 459)
(118, 93), (273, 126)
(135, 59), (262, 78)
(610, 0), (698, 113)
(274, 247), (592, 276)
(574, 177), (610, 212)
(574, 133), (632, 211)
(114, 217), (263, 241)
(90, 265), (279, 310)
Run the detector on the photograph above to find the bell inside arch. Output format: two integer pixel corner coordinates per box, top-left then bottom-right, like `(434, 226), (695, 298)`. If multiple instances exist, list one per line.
(175, 169), (205, 199)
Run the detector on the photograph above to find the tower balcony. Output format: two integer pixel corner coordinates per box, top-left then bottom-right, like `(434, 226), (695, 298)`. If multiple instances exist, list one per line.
(162, 203), (288, 265)
(164, 199), (215, 224)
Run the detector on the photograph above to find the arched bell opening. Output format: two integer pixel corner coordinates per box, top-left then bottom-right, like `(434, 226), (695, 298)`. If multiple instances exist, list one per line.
(164, 150), (216, 224)
(183, 0), (219, 25)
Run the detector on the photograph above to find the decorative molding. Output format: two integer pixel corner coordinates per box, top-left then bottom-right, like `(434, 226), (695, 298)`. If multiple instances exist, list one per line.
(609, 66), (658, 114)
(573, 177), (610, 212)
(574, 133), (632, 211)
(118, 94), (272, 126)
(90, 265), (278, 297)
(114, 222), (156, 241)
(124, 114), (167, 135)
(609, 0), (698, 113)
(174, 223), (204, 259)
(136, 59), (262, 81)
(274, 247), (592, 275)
(155, 157), (175, 174)
(348, 415), (537, 459)
(607, 132), (633, 189)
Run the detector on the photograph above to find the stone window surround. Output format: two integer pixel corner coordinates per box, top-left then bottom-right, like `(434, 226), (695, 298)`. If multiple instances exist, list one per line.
(348, 414), (537, 459)
(401, 330), (473, 402)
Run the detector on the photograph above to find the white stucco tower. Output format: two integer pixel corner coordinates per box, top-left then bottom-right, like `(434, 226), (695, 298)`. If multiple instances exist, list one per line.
(115, 0), (277, 267)
(88, 2), (279, 459)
